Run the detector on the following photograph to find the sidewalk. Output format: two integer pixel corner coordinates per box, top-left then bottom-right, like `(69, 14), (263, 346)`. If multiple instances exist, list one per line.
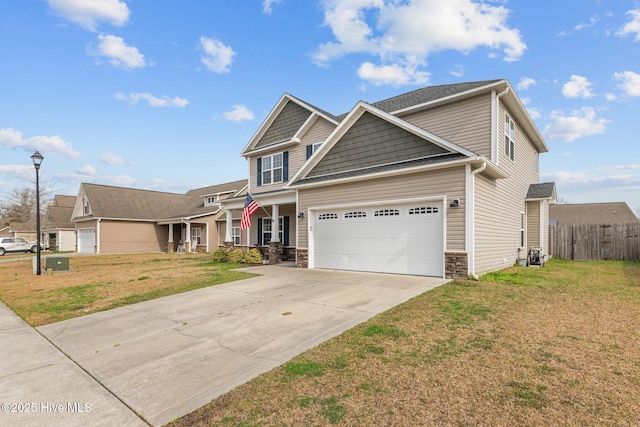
(0, 301), (146, 427)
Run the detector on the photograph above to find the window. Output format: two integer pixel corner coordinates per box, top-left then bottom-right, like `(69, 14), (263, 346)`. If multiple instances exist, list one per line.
(306, 142), (323, 160)
(232, 227), (241, 245)
(318, 213), (338, 220)
(83, 196), (89, 215)
(505, 114), (515, 161)
(191, 228), (202, 245)
(204, 195), (216, 206)
(261, 153), (283, 185)
(409, 206), (439, 215)
(345, 211), (367, 218)
(374, 209), (400, 217)
(520, 212), (525, 248)
(260, 217), (283, 245)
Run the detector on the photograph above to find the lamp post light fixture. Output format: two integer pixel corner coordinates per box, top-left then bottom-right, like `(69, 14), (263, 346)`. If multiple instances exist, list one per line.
(31, 150), (44, 275)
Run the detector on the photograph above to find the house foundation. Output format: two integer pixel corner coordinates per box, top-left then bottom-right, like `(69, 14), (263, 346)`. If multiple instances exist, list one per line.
(268, 242), (284, 264)
(296, 249), (308, 268)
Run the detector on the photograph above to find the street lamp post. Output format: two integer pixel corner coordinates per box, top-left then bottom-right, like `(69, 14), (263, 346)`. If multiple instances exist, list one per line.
(31, 151), (44, 275)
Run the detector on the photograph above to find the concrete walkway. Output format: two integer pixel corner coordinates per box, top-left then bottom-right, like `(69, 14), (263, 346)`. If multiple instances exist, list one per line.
(2, 265), (446, 426)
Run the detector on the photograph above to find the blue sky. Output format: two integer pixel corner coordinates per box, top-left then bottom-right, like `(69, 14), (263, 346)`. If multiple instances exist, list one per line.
(1, 0), (639, 215)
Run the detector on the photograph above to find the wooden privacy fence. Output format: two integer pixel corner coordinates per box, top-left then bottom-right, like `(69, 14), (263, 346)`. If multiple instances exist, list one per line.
(549, 223), (640, 261)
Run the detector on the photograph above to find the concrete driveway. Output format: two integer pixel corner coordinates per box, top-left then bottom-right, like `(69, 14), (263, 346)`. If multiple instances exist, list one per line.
(9, 265), (446, 426)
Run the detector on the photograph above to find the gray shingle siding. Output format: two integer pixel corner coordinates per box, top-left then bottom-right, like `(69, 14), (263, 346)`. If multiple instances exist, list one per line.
(307, 112), (450, 178)
(255, 101), (312, 149)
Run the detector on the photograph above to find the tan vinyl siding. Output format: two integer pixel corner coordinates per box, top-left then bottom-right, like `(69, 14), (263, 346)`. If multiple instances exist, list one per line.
(527, 201), (541, 248)
(250, 117), (335, 194)
(401, 93), (492, 157)
(474, 102), (540, 274)
(297, 167), (466, 250)
(99, 221), (168, 253)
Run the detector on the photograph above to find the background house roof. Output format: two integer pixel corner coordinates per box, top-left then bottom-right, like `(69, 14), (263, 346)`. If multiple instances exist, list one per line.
(77, 180), (247, 222)
(44, 195), (76, 229)
(550, 202), (639, 225)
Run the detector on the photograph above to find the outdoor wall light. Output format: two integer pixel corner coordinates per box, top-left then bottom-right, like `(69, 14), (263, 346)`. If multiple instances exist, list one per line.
(449, 199), (460, 208)
(298, 211), (305, 218)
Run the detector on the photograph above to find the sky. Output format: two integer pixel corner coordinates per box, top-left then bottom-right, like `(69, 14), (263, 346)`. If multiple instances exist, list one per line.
(1, 0), (640, 216)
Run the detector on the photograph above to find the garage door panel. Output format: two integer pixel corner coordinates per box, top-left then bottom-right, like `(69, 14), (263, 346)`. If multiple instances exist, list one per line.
(313, 202), (443, 277)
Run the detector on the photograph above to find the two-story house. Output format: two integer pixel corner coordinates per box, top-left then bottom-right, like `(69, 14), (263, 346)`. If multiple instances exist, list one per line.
(219, 79), (555, 278)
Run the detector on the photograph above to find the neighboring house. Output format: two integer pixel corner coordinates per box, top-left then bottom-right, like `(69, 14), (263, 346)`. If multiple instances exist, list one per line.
(0, 222), (37, 242)
(218, 79), (555, 278)
(550, 202), (639, 225)
(72, 180), (246, 254)
(42, 195), (77, 251)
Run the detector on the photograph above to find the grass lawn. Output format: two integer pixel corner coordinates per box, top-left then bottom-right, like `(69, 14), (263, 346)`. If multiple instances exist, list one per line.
(0, 252), (257, 326)
(170, 259), (640, 426)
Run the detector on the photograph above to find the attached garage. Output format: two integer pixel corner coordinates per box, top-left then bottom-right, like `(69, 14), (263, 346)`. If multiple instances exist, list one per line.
(310, 200), (444, 277)
(78, 228), (95, 253)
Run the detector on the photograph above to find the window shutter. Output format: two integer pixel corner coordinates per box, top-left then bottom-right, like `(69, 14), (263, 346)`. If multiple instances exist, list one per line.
(283, 151), (289, 181)
(306, 145), (313, 160)
(257, 218), (263, 245)
(283, 216), (290, 246)
(257, 158), (262, 186)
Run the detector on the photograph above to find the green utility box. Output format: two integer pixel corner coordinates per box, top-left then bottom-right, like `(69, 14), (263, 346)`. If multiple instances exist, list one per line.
(45, 256), (69, 271)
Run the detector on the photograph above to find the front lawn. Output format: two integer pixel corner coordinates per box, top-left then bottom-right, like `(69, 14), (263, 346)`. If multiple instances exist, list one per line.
(0, 253), (257, 326)
(171, 259), (640, 426)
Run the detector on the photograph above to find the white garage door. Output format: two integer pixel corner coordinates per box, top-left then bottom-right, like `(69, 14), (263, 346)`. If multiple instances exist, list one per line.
(312, 201), (444, 276)
(78, 228), (95, 253)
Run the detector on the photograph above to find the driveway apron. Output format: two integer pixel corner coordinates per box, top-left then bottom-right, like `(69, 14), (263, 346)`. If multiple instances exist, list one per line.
(35, 265), (447, 426)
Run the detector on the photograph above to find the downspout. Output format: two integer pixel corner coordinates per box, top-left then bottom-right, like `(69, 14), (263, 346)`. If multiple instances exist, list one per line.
(466, 160), (487, 279)
(96, 218), (101, 254)
(492, 86), (510, 165)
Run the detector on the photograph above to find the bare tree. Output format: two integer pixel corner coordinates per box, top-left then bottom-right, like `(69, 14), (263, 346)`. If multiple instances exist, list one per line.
(0, 174), (57, 227)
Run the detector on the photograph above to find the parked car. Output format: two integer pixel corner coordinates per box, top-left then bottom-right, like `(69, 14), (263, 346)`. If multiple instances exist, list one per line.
(0, 237), (41, 256)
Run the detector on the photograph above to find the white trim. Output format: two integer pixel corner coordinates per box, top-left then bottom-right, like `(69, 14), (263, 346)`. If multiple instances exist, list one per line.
(539, 201), (545, 254)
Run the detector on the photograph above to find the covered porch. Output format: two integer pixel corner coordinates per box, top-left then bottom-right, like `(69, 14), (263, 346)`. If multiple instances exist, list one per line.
(219, 190), (297, 264)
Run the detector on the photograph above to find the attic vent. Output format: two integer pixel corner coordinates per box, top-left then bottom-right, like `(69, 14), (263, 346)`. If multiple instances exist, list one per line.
(345, 211), (367, 218)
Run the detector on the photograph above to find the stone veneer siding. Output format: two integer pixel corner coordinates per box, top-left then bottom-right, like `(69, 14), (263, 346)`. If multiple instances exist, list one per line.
(296, 249), (308, 268)
(445, 251), (468, 279)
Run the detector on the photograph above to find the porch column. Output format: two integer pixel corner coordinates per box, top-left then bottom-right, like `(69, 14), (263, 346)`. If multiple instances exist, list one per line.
(224, 210), (233, 243)
(185, 222), (191, 253)
(167, 223), (174, 253)
(271, 204), (280, 242)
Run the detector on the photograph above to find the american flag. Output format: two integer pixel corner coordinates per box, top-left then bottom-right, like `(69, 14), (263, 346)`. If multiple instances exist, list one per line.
(240, 193), (260, 230)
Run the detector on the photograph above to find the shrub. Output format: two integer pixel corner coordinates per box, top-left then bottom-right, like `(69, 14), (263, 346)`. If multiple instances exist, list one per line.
(244, 248), (263, 264)
(228, 248), (245, 264)
(213, 248), (229, 262)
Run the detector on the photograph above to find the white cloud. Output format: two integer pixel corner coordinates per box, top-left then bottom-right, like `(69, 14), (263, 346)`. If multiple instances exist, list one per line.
(262, 0), (282, 15)
(200, 36), (235, 73)
(517, 77), (536, 90)
(92, 34), (145, 70)
(617, 9), (640, 41)
(77, 165), (97, 176)
(223, 105), (255, 122)
(99, 152), (137, 166)
(312, 0), (525, 86)
(562, 75), (594, 98)
(357, 62), (429, 86)
(543, 107), (609, 142)
(115, 92), (188, 108)
(0, 164), (33, 180)
(0, 128), (80, 158)
(574, 16), (598, 31)
(613, 71), (640, 97)
(47, 0), (130, 31)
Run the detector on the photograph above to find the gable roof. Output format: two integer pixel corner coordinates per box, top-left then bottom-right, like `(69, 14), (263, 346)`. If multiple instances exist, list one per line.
(526, 182), (556, 201)
(44, 195), (76, 229)
(288, 100), (492, 187)
(75, 179), (246, 222)
(550, 202), (639, 225)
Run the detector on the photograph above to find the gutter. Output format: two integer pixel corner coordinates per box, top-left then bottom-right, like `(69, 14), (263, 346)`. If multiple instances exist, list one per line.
(466, 160), (487, 280)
